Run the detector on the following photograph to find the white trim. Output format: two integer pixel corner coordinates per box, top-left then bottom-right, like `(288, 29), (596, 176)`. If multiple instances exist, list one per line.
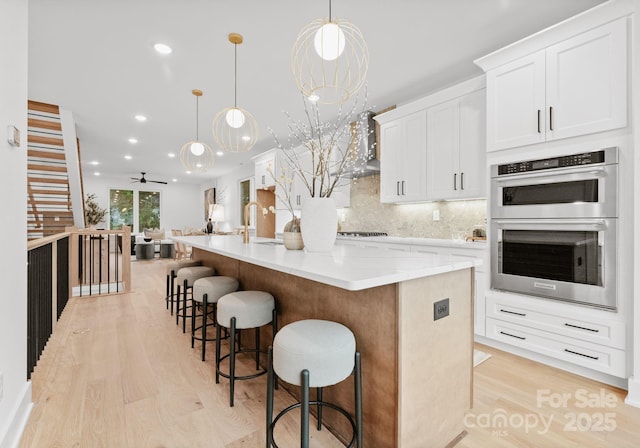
(625, 376), (640, 407)
(0, 382), (32, 448)
(59, 109), (84, 228)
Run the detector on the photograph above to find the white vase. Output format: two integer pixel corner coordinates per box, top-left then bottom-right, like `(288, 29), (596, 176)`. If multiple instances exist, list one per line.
(300, 197), (338, 252)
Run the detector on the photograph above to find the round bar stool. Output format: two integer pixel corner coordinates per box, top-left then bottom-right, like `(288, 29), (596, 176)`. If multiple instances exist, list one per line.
(215, 291), (277, 407)
(266, 319), (362, 448)
(165, 260), (201, 315)
(175, 265), (215, 333)
(191, 276), (239, 361)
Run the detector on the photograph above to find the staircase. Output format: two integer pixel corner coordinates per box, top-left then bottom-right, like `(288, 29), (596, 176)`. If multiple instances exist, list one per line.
(27, 100), (84, 240)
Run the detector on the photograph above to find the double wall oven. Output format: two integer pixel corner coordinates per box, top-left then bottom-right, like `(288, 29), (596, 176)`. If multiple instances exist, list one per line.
(490, 147), (618, 310)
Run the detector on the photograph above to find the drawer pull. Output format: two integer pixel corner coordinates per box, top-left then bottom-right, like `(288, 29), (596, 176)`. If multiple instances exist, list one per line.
(564, 323), (599, 333)
(564, 349), (599, 360)
(500, 331), (526, 340)
(500, 309), (526, 317)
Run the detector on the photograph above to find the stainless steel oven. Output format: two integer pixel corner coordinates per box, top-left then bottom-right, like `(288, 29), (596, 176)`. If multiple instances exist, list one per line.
(490, 148), (618, 310)
(491, 147), (618, 219)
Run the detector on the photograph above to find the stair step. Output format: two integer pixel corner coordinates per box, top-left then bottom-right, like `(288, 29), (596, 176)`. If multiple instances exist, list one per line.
(28, 100), (60, 115)
(28, 149), (66, 161)
(28, 163), (68, 173)
(28, 135), (64, 147)
(28, 118), (62, 132)
(28, 176), (69, 185)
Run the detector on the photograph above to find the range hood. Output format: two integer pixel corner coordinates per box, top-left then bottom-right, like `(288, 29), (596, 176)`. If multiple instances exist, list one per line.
(341, 111), (379, 178)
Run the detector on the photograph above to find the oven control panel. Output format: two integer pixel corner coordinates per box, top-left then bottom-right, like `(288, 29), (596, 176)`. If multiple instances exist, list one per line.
(497, 150), (606, 175)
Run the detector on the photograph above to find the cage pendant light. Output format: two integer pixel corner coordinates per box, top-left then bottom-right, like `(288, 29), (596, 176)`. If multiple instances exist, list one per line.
(213, 33), (258, 153)
(292, 0), (369, 105)
(180, 89), (215, 172)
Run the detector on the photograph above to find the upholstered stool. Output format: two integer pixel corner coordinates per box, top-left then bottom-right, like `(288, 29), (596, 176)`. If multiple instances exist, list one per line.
(191, 276), (239, 361)
(165, 259), (201, 314)
(175, 265), (215, 333)
(135, 242), (154, 259)
(266, 319), (362, 448)
(215, 291), (277, 407)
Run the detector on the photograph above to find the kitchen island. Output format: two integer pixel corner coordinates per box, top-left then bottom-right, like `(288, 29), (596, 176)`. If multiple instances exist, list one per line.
(172, 235), (480, 447)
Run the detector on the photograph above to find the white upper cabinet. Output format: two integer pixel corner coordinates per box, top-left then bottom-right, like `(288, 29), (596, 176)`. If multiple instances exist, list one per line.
(253, 149), (277, 189)
(426, 88), (486, 200)
(378, 110), (428, 203)
(485, 17), (627, 151)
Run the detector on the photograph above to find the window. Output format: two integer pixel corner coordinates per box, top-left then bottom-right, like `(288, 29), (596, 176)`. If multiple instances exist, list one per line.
(139, 191), (160, 230)
(109, 189), (161, 232)
(109, 189), (133, 230)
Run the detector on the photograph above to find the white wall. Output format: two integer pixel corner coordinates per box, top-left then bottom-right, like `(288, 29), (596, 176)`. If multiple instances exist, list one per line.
(83, 175), (203, 234)
(207, 163), (255, 233)
(0, 0), (30, 446)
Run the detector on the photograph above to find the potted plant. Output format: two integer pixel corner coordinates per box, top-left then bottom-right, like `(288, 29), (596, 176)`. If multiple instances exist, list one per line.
(269, 89), (372, 251)
(84, 193), (108, 228)
(266, 165), (303, 250)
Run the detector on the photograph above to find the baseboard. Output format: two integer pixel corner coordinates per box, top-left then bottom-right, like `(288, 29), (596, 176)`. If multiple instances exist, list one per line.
(625, 376), (640, 408)
(475, 335), (628, 390)
(0, 382), (32, 448)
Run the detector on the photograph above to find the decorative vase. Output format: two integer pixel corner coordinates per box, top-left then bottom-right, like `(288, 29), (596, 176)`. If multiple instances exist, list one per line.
(283, 216), (304, 250)
(300, 197), (338, 252)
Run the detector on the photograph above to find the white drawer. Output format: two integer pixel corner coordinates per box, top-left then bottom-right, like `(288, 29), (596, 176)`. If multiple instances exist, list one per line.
(486, 318), (626, 377)
(486, 296), (625, 350)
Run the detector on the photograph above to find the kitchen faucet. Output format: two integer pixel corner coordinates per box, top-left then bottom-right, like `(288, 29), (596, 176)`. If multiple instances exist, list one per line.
(243, 201), (263, 243)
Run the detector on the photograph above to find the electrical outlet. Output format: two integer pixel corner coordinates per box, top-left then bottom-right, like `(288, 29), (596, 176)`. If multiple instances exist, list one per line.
(434, 298), (450, 321)
(433, 209), (440, 221)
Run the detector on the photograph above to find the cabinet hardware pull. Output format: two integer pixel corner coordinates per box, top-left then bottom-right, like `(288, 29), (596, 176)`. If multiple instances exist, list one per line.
(500, 331), (526, 340)
(402, 180), (406, 195)
(564, 323), (599, 333)
(537, 109), (541, 133)
(453, 173), (457, 190)
(549, 106), (553, 131)
(461, 172), (464, 190)
(396, 181), (400, 196)
(564, 349), (599, 360)
(500, 309), (526, 317)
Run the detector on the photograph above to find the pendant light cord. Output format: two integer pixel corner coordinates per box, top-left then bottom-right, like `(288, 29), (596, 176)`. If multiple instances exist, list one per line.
(329, 0), (332, 21)
(195, 94), (200, 141)
(234, 43), (238, 108)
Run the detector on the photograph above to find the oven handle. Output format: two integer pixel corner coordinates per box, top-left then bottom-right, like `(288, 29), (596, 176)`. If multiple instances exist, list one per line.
(492, 219), (608, 232)
(492, 167), (607, 183)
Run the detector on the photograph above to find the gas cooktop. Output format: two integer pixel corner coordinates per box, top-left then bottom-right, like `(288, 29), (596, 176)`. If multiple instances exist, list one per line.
(337, 231), (388, 237)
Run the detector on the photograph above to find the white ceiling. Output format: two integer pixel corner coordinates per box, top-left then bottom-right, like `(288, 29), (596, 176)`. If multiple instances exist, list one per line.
(28, 0), (606, 185)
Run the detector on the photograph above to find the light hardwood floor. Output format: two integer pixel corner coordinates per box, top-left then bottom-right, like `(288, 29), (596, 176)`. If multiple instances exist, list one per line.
(20, 258), (640, 447)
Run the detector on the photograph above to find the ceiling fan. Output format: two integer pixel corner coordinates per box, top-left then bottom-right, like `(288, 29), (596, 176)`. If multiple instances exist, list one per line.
(130, 172), (167, 185)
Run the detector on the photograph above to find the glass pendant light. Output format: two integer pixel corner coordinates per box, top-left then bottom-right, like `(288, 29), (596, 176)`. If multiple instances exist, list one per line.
(180, 89), (214, 172)
(292, 0), (369, 104)
(213, 33), (258, 153)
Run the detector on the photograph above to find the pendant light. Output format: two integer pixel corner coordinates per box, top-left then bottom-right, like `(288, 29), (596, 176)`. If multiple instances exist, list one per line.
(292, 0), (369, 104)
(180, 89), (215, 172)
(213, 33), (258, 153)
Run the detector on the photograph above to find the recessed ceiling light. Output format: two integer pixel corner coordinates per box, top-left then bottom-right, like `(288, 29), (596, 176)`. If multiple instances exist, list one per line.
(167, 153), (176, 158)
(172, 178), (178, 182)
(216, 151), (224, 156)
(93, 172), (100, 176)
(241, 135), (251, 142)
(154, 43), (172, 55)
(128, 138), (138, 144)
(308, 94), (320, 102)
(186, 170), (192, 175)
(124, 155), (132, 160)
(134, 114), (147, 122)
(89, 160), (99, 166)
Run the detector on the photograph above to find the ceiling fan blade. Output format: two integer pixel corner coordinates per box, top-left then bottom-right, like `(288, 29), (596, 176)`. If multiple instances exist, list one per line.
(149, 180), (168, 184)
(130, 177), (140, 180)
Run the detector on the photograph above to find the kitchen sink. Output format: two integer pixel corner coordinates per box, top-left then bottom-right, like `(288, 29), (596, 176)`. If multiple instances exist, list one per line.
(253, 240), (283, 246)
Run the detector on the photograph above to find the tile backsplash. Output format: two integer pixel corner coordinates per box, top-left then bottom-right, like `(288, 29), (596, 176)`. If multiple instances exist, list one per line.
(339, 174), (487, 239)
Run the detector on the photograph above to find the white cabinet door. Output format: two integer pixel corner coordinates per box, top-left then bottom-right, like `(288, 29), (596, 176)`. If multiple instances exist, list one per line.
(545, 18), (627, 141)
(253, 150), (276, 189)
(379, 110), (427, 203)
(458, 89), (486, 199)
(426, 89), (486, 200)
(379, 120), (403, 203)
(426, 98), (459, 200)
(486, 18), (627, 152)
(401, 110), (428, 202)
(486, 51), (545, 151)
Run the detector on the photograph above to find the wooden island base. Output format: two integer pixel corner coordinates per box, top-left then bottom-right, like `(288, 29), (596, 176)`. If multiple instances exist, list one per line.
(194, 248), (473, 448)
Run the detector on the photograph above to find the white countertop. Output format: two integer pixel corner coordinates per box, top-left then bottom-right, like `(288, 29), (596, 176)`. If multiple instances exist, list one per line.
(172, 235), (481, 291)
(336, 235), (488, 250)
